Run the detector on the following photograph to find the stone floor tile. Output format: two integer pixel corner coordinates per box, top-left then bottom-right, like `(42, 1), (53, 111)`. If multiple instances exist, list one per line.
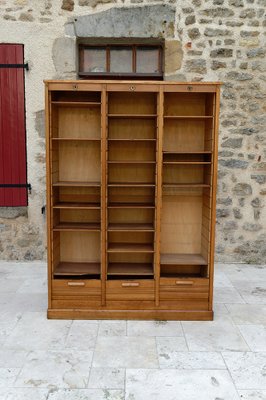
(17, 278), (47, 294)
(127, 320), (183, 337)
(233, 281), (266, 304)
(0, 277), (23, 293)
(223, 352), (266, 390)
(0, 349), (29, 368)
(5, 293), (47, 313)
(4, 312), (72, 350)
(156, 336), (188, 363)
(15, 350), (93, 389)
(98, 321), (126, 336)
(0, 368), (21, 387)
(226, 304), (266, 324)
(223, 264), (266, 283)
(214, 271), (234, 287)
(65, 321), (98, 350)
(47, 388), (124, 400)
(182, 317), (250, 351)
(125, 369), (240, 400)
(157, 344), (225, 369)
(88, 368), (125, 389)
(214, 287), (245, 304)
(0, 388), (49, 400)
(0, 311), (22, 345)
(213, 303), (230, 315)
(93, 336), (158, 368)
(237, 390), (266, 399)
(237, 325), (266, 351)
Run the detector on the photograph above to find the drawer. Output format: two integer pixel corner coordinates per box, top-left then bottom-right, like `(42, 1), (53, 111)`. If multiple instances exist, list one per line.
(106, 280), (155, 301)
(107, 83), (158, 92)
(160, 278), (209, 301)
(164, 84), (217, 93)
(52, 279), (101, 298)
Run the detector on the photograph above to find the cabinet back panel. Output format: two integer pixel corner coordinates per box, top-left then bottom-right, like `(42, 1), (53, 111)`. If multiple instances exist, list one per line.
(60, 231), (100, 263)
(108, 119), (156, 139)
(56, 187), (100, 204)
(108, 254), (153, 263)
(108, 92), (157, 114)
(108, 209), (154, 224)
(163, 165), (204, 184)
(108, 187), (154, 205)
(59, 209), (100, 223)
(108, 232), (153, 244)
(59, 142), (100, 182)
(108, 142), (156, 161)
(163, 120), (205, 152)
(108, 165), (156, 184)
(57, 107), (101, 139)
(161, 195), (202, 254)
(164, 93), (212, 116)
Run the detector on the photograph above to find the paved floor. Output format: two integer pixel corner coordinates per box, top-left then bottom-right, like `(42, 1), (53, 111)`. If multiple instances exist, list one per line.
(0, 262), (266, 399)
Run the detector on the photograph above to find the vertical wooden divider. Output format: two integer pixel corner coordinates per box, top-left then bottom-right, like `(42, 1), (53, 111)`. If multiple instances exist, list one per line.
(208, 85), (220, 311)
(154, 87), (164, 306)
(45, 84), (52, 311)
(101, 85), (107, 306)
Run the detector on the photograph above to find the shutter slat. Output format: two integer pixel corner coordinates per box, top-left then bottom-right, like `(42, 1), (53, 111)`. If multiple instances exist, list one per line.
(0, 44), (27, 206)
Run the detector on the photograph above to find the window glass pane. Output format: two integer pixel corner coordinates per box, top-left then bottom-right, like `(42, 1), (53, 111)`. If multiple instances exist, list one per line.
(110, 47), (132, 73)
(136, 47), (159, 73)
(82, 47), (106, 73)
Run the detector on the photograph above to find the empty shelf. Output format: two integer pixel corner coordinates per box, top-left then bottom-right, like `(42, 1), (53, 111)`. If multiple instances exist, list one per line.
(161, 254), (208, 265)
(108, 160), (156, 164)
(163, 162), (211, 165)
(108, 183), (155, 187)
(163, 183), (210, 188)
(53, 202), (100, 209)
(108, 223), (154, 232)
(108, 114), (157, 118)
(108, 203), (155, 209)
(53, 222), (100, 231)
(108, 243), (154, 253)
(53, 181), (101, 187)
(108, 263), (154, 276)
(164, 115), (213, 119)
(52, 138), (101, 141)
(108, 138), (156, 142)
(52, 101), (101, 107)
(54, 262), (100, 276)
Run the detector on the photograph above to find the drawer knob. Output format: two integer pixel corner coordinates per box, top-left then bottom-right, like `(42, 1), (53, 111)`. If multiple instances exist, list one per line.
(187, 85), (193, 91)
(129, 85), (136, 91)
(122, 282), (140, 287)
(175, 280), (194, 285)
(67, 282), (85, 286)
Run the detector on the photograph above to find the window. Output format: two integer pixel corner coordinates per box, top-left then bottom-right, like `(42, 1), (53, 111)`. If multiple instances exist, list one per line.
(79, 44), (163, 79)
(0, 44), (28, 206)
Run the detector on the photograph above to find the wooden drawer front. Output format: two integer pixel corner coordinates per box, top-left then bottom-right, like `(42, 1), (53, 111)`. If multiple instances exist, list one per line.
(52, 279), (101, 298)
(106, 280), (155, 301)
(107, 83), (158, 92)
(164, 84), (217, 93)
(160, 278), (209, 301)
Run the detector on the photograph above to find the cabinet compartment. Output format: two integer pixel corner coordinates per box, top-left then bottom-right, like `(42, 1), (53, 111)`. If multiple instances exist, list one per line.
(53, 186), (101, 208)
(163, 164), (212, 186)
(108, 118), (156, 140)
(52, 231), (101, 278)
(52, 141), (101, 184)
(164, 92), (214, 116)
(108, 92), (157, 115)
(53, 209), (100, 231)
(108, 187), (155, 207)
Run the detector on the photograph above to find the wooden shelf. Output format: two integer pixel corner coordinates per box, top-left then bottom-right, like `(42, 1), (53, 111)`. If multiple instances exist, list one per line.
(161, 254), (208, 265)
(108, 203), (155, 209)
(163, 161), (211, 165)
(54, 262), (100, 276)
(52, 138), (101, 141)
(108, 183), (155, 187)
(108, 160), (156, 164)
(163, 151), (212, 155)
(53, 181), (101, 187)
(52, 101), (101, 107)
(163, 183), (211, 188)
(108, 243), (154, 253)
(53, 222), (100, 231)
(108, 114), (157, 118)
(108, 263), (154, 276)
(164, 115), (213, 119)
(108, 223), (154, 232)
(108, 138), (156, 142)
(53, 202), (100, 209)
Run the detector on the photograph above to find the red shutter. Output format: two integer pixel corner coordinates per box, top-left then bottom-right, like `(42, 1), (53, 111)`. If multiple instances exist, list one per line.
(0, 44), (27, 206)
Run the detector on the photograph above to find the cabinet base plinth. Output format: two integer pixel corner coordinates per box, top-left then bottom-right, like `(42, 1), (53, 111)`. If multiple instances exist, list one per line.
(47, 308), (213, 321)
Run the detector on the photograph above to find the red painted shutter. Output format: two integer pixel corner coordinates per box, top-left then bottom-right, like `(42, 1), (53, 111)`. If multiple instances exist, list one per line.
(0, 44), (27, 206)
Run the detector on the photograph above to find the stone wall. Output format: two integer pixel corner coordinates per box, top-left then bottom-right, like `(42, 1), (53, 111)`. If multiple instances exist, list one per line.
(0, 0), (265, 262)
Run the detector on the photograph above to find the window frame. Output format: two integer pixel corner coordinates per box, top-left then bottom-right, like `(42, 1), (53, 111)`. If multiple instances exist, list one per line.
(78, 43), (163, 80)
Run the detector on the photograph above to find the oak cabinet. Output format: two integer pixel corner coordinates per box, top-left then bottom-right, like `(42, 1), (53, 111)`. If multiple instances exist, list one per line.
(45, 80), (220, 320)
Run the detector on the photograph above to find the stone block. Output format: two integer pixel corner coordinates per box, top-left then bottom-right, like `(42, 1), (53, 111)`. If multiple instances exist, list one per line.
(188, 28), (200, 39)
(185, 59), (206, 74)
(232, 183), (252, 196)
(221, 138), (243, 148)
(52, 37), (76, 75)
(210, 48), (233, 58)
(74, 5), (175, 38)
(164, 40), (183, 74)
(61, 0), (74, 11)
